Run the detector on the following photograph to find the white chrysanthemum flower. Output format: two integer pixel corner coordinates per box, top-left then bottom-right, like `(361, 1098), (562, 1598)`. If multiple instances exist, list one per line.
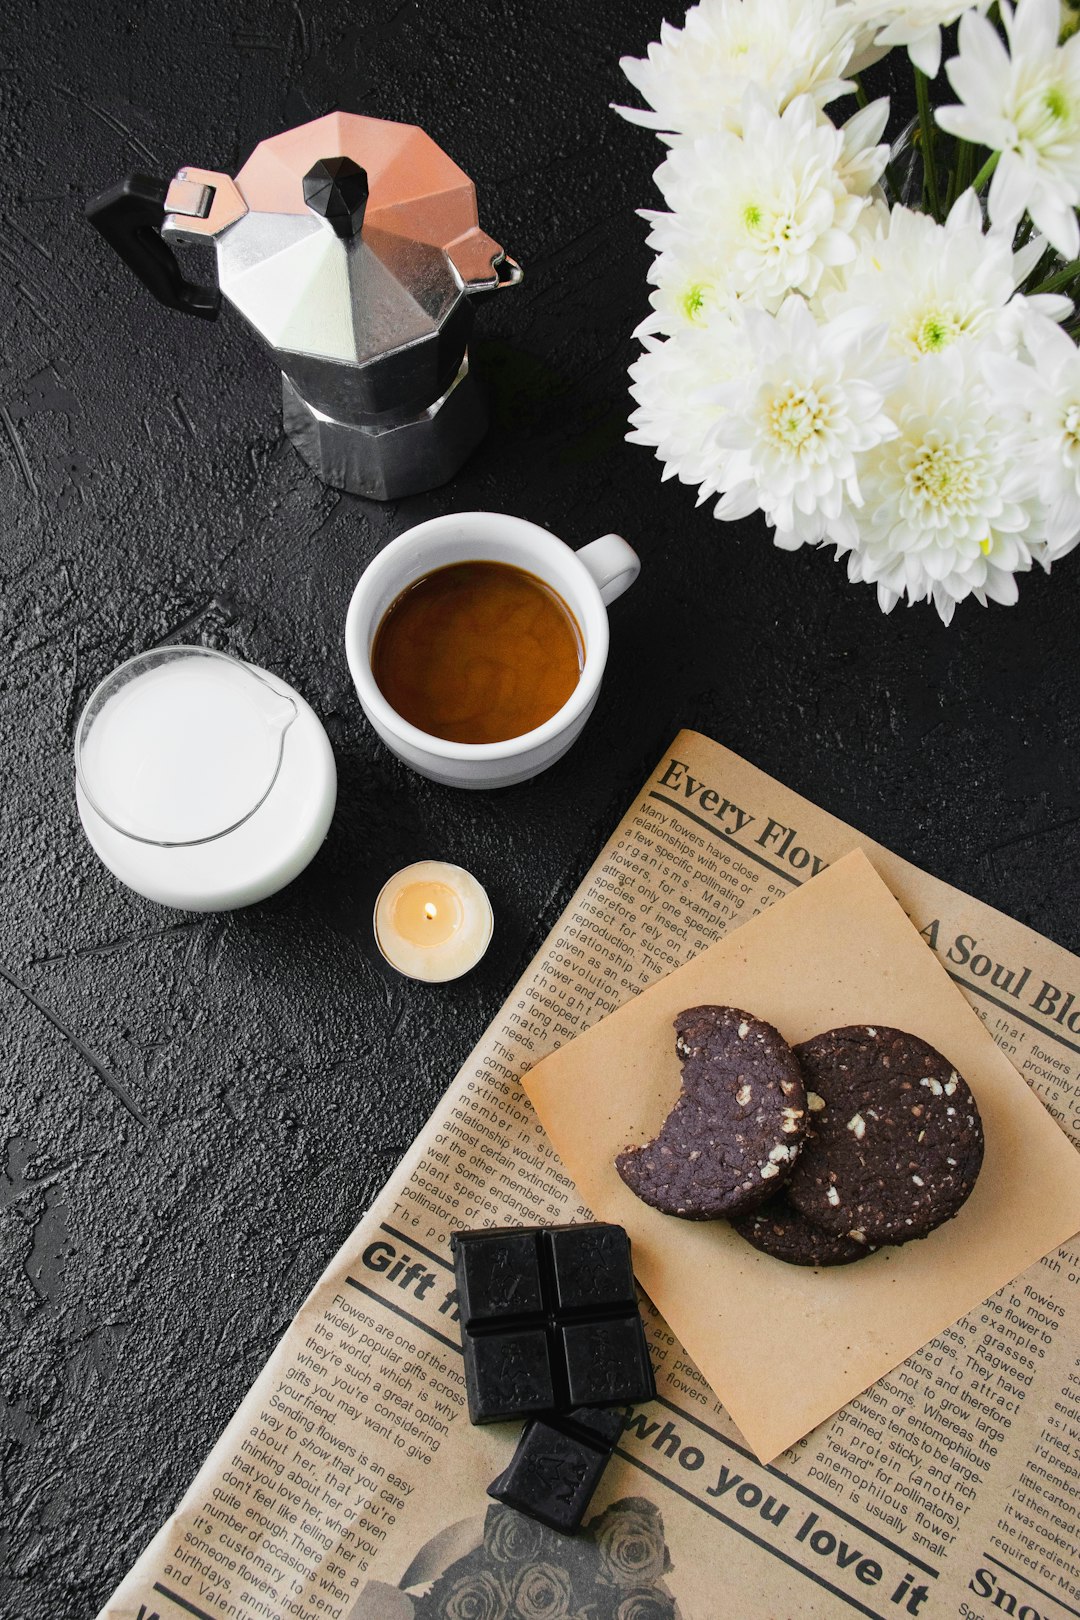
(705, 296), (901, 548)
(847, 0), (991, 79)
(936, 0), (1080, 256)
(984, 314), (1080, 555)
(627, 319), (751, 491)
(824, 192), (1066, 360)
(636, 216), (742, 336)
(615, 0), (855, 141)
(842, 351), (1036, 622)
(652, 91), (867, 305)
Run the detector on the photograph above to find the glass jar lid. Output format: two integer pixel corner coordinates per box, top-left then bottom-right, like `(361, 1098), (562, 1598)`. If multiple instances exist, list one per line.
(74, 646), (297, 847)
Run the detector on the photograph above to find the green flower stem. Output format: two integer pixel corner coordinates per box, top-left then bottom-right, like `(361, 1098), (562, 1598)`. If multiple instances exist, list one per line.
(853, 74), (869, 110)
(1024, 243), (1059, 292)
(915, 68), (942, 220)
(942, 140), (973, 215)
(955, 139), (975, 199)
(1030, 257), (1080, 295)
(972, 151), (1000, 193)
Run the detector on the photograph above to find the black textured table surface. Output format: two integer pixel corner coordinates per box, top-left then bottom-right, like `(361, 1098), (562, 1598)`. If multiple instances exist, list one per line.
(2, 4), (1079, 1617)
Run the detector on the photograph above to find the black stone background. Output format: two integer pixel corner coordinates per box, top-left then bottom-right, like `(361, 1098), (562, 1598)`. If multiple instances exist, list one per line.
(1, 3), (1078, 1616)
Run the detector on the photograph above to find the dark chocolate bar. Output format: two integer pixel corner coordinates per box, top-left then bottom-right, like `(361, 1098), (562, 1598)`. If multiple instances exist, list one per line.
(487, 1407), (625, 1534)
(451, 1223), (654, 1424)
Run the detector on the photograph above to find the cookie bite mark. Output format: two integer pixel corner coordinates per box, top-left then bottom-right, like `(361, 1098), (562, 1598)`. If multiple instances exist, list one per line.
(615, 1006), (808, 1220)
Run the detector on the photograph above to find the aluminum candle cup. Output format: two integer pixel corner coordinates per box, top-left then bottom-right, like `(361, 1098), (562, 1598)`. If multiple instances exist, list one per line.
(374, 861), (493, 982)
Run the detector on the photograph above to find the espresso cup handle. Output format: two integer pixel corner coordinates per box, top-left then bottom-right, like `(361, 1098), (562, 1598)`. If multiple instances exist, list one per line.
(576, 534), (640, 606)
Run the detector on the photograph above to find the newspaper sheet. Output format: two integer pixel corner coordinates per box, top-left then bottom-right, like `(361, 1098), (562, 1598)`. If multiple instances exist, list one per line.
(100, 730), (1080, 1620)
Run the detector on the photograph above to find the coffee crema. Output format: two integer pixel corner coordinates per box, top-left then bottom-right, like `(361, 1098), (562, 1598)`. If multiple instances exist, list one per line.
(371, 560), (584, 745)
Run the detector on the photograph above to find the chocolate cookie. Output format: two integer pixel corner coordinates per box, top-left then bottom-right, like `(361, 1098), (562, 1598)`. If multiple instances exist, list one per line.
(731, 1192), (875, 1268)
(615, 1006), (807, 1219)
(786, 1026), (984, 1245)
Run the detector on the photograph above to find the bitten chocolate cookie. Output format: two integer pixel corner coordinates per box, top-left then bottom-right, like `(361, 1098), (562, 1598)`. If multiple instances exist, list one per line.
(786, 1026), (984, 1245)
(731, 1192), (875, 1268)
(615, 1006), (807, 1219)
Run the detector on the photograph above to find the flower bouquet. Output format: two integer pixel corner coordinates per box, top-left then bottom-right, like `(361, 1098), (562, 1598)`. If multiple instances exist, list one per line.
(348, 1497), (683, 1620)
(617, 0), (1080, 621)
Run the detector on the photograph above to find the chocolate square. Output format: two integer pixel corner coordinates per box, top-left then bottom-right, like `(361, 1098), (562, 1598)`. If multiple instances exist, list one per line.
(487, 1413), (615, 1533)
(560, 1315), (654, 1408)
(455, 1228), (544, 1323)
(463, 1328), (555, 1424)
(548, 1224), (636, 1313)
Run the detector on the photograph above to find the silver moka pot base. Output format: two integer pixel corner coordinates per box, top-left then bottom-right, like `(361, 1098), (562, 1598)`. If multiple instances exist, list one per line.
(281, 353), (488, 501)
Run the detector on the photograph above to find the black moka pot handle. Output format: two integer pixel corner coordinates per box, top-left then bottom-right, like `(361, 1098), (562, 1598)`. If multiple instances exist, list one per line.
(86, 174), (220, 320)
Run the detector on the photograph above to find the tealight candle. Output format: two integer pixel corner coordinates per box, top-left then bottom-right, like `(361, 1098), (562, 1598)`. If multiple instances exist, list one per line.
(374, 861), (493, 982)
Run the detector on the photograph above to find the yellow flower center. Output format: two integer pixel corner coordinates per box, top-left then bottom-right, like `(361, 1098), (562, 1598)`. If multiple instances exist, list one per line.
(680, 282), (708, 323)
(1045, 84), (1070, 122)
(907, 305), (965, 355)
(766, 387), (827, 454)
(908, 444), (977, 508)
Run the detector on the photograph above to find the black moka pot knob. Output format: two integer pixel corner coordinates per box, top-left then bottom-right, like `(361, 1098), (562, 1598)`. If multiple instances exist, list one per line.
(303, 156), (368, 238)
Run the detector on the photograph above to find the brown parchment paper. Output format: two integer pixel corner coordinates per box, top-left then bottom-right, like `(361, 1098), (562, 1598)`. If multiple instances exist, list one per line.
(523, 849), (1080, 1464)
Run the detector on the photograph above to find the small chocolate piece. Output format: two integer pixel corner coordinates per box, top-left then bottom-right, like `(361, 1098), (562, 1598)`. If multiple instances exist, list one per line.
(456, 1227), (544, 1322)
(731, 1191), (876, 1267)
(561, 1317), (651, 1407)
(464, 1327), (555, 1424)
(616, 1006), (807, 1219)
(786, 1025), (985, 1245)
(488, 1407), (625, 1533)
(547, 1223), (637, 1313)
(452, 1224), (654, 1425)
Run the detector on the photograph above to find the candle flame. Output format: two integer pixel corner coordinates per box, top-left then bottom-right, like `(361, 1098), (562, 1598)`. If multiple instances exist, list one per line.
(424, 902), (438, 921)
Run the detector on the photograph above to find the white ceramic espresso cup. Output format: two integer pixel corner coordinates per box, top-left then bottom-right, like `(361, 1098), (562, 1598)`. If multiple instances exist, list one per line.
(345, 511), (640, 789)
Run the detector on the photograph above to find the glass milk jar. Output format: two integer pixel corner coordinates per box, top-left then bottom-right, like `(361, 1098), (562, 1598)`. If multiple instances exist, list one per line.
(74, 646), (336, 910)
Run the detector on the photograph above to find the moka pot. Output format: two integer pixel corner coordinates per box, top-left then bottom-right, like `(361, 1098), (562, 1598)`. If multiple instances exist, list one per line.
(87, 111), (521, 500)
